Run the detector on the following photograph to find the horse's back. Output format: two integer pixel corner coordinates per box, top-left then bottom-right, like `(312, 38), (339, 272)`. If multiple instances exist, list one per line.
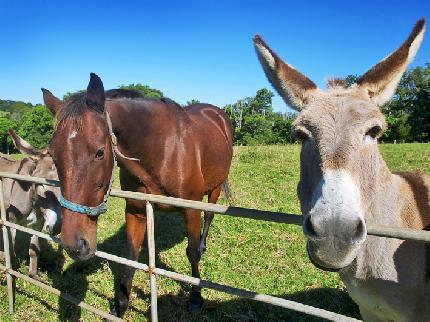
(185, 103), (233, 191)
(109, 99), (233, 198)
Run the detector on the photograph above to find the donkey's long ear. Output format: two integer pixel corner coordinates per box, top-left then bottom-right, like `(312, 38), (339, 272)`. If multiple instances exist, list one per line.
(86, 73), (105, 113)
(42, 88), (64, 116)
(357, 19), (426, 106)
(253, 35), (318, 111)
(8, 129), (44, 156)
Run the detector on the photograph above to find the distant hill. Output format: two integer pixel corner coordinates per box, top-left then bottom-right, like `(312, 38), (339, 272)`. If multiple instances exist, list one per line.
(0, 99), (33, 120)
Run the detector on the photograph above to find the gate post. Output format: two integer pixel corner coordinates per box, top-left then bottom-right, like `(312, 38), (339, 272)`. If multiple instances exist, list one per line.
(0, 177), (14, 313)
(146, 201), (158, 322)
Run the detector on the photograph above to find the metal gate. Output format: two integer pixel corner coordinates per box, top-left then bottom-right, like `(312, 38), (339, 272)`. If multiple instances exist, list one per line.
(1, 171), (429, 321)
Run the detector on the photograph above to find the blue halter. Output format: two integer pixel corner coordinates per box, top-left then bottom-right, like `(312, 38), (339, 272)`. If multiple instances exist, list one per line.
(59, 112), (120, 217)
(60, 195), (108, 217)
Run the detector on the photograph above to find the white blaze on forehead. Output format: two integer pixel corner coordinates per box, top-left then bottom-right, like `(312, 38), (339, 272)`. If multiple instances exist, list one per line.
(311, 170), (363, 219)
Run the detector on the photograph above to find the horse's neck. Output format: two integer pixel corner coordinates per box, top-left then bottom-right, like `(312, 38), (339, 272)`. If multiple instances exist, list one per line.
(106, 102), (168, 196)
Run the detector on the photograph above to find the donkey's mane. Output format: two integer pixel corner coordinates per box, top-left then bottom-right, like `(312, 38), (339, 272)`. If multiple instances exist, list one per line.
(0, 152), (16, 163)
(326, 77), (347, 89)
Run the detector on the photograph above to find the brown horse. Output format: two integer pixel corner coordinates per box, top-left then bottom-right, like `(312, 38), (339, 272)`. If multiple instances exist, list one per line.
(43, 74), (233, 316)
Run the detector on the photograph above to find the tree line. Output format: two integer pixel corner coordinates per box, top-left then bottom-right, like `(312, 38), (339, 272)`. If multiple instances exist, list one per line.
(0, 63), (428, 153)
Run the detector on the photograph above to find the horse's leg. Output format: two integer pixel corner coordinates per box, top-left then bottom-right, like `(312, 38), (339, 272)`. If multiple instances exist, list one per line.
(28, 235), (39, 278)
(184, 208), (205, 310)
(199, 185), (222, 255)
(113, 204), (147, 317)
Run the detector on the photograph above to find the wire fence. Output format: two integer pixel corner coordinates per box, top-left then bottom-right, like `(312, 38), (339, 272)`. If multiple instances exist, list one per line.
(1, 171), (430, 321)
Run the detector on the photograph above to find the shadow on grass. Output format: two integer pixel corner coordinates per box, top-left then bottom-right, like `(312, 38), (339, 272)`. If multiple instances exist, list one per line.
(151, 287), (360, 322)
(8, 212), (360, 321)
(46, 211), (187, 320)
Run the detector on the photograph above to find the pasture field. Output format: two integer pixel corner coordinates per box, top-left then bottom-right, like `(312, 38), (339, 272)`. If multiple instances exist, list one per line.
(1, 143), (429, 321)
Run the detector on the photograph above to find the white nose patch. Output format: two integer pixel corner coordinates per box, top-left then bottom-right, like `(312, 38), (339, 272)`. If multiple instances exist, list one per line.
(311, 170), (363, 220)
(43, 208), (59, 231)
(27, 210), (37, 226)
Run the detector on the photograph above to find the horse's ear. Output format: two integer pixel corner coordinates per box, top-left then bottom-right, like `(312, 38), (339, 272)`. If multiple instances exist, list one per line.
(42, 88), (64, 115)
(86, 73), (105, 112)
(357, 19), (426, 106)
(253, 35), (318, 111)
(8, 129), (43, 156)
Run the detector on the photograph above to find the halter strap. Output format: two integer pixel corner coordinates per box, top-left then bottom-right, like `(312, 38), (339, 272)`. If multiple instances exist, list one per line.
(59, 112), (137, 217)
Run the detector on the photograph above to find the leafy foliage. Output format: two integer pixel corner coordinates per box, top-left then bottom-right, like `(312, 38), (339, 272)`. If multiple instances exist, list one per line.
(224, 88), (297, 145)
(17, 105), (55, 149)
(119, 83), (163, 98)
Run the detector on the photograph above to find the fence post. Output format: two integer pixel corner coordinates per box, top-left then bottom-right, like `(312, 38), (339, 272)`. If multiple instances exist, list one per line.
(146, 201), (158, 322)
(0, 177), (14, 313)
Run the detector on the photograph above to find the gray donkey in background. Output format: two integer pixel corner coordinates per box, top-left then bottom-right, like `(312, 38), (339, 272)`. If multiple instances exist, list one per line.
(0, 129), (61, 278)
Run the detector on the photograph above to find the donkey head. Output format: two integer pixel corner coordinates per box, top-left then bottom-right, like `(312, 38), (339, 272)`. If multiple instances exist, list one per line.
(254, 19), (425, 271)
(8, 129), (62, 235)
(43, 74), (114, 260)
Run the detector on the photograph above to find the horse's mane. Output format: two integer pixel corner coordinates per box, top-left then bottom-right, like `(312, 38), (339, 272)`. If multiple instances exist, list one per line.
(56, 90), (183, 129)
(105, 89), (144, 99)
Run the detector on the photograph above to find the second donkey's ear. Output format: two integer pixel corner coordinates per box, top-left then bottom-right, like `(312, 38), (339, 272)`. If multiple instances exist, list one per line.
(253, 35), (318, 111)
(8, 129), (45, 156)
(42, 88), (64, 116)
(357, 19), (426, 106)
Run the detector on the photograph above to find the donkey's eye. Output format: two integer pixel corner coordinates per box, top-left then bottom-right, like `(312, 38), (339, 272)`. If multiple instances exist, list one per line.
(365, 126), (382, 139)
(95, 148), (105, 159)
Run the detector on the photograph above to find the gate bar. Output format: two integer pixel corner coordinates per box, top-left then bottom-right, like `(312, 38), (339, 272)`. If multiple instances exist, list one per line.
(0, 219), (360, 322)
(1, 172), (430, 243)
(0, 263), (123, 322)
(146, 201), (158, 322)
(0, 178), (14, 313)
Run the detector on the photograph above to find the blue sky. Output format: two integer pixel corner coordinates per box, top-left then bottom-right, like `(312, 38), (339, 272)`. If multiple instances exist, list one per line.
(0, 1), (429, 112)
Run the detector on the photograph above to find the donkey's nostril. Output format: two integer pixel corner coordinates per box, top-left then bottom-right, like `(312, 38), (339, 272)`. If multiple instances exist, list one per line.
(352, 219), (367, 244)
(303, 215), (319, 239)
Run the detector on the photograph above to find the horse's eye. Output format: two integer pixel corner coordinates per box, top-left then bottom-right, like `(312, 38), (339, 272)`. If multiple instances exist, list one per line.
(365, 126), (382, 139)
(95, 148), (105, 159)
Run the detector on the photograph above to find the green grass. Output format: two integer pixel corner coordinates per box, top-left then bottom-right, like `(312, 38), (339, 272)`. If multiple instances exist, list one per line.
(1, 143), (429, 321)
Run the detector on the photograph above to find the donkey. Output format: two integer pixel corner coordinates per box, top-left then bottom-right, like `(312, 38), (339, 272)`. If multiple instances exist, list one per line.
(42, 76), (233, 316)
(254, 19), (429, 321)
(1, 130), (61, 278)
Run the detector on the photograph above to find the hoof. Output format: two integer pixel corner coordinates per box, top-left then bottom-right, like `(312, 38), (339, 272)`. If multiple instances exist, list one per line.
(198, 243), (206, 256)
(28, 271), (39, 280)
(187, 291), (204, 311)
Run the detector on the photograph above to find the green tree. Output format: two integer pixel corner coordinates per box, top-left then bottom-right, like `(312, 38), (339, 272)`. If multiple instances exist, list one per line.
(271, 113), (297, 144)
(18, 105), (54, 149)
(241, 113), (273, 145)
(186, 99), (200, 105)
(119, 83), (163, 98)
(0, 116), (17, 153)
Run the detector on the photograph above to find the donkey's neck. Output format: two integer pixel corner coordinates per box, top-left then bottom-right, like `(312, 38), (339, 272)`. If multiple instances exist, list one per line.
(365, 152), (430, 229)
